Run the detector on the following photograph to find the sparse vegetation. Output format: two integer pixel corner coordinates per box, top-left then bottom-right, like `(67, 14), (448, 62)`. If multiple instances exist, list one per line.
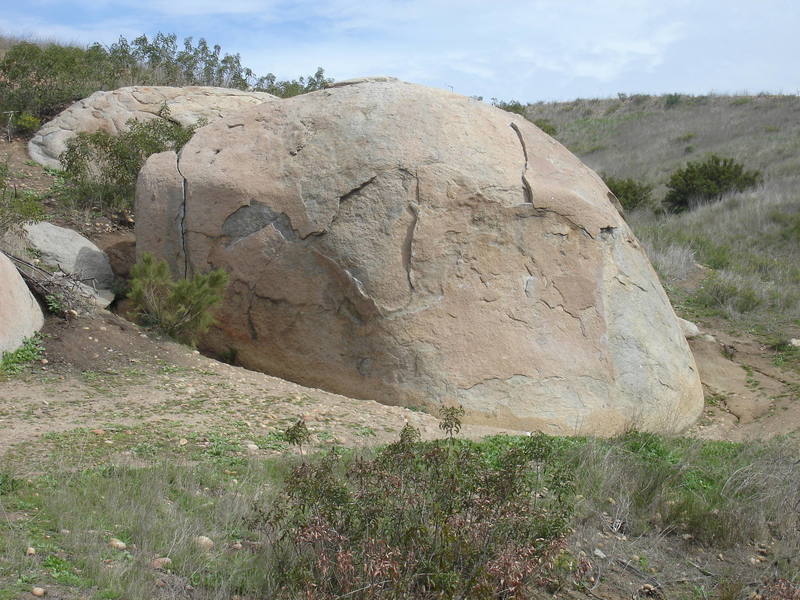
(0, 162), (43, 232)
(128, 252), (229, 345)
(0, 334), (44, 377)
(59, 108), (200, 211)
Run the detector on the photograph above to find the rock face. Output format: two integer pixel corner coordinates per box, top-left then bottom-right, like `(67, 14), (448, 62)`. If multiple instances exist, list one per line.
(29, 86), (279, 169)
(136, 79), (703, 434)
(0, 251), (43, 355)
(22, 222), (115, 307)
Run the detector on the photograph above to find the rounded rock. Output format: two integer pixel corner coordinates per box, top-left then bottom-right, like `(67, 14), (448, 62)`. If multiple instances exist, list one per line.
(136, 79), (703, 435)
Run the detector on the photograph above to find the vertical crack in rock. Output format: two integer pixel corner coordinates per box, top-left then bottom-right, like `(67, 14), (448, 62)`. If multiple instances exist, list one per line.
(510, 122), (534, 205)
(402, 172), (420, 292)
(175, 153), (189, 278)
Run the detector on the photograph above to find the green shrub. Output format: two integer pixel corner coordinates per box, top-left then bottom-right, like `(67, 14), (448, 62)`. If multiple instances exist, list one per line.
(533, 118), (557, 136)
(59, 109), (199, 212)
(491, 98), (527, 116)
(12, 111), (41, 135)
(253, 67), (332, 97)
(255, 430), (580, 598)
(664, 154), (762, 212)
(128, 252), (229, 345)
(603, 174), (653, 211)
(664, 93), (682, 108)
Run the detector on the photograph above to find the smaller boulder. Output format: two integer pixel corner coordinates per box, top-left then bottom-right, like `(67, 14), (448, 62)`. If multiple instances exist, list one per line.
(678, 317), (701, 339)
(22, 222), (115, 308)
(0, 251), (44, 355)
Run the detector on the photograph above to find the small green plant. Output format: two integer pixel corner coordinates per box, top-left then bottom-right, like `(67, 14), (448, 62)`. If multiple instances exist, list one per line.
(664, 154), (762, 212)
(603, 174), (653, 211)
(0, 334), (44, 377)
(12, 112), (41, 135)
(128, 252), (228, 345)
(438, 404), (465, 440)
(284, 418), (311, 456)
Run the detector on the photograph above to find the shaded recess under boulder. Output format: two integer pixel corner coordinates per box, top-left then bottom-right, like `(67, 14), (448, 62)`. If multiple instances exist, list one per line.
(28, 86), (279, 169)
(135, 78), (703, 434)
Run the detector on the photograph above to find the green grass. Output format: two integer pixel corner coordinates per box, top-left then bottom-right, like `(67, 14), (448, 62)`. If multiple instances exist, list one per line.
(0, 335), (44, 378)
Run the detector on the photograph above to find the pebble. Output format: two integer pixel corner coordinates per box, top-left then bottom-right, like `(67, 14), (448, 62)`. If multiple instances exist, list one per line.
(230, 541), (243, 550)
(32, 588), (46, 597)
(26, 547), (36, 556)
(178, 438), (188, 446)
(593, 548), (607, 559)
(194, 535), (214, 551)
(108, 538), (127, 550)
(151, 557), (172, 569)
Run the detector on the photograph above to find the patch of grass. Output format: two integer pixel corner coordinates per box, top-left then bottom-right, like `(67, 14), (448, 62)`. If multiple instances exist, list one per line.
(0, 334), (44, 378)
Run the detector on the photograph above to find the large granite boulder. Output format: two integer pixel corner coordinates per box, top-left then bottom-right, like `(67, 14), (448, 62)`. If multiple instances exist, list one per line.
(29, 86), (279, 169)
(136, 78), (703, 434)
(0, 251), (43, 355)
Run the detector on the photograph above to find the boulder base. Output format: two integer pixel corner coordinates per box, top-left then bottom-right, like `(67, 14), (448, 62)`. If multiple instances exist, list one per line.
(136, 79), (703, 434)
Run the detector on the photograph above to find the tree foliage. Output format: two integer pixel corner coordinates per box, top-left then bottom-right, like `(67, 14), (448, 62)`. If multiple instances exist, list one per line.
(0, 32), (331, 120)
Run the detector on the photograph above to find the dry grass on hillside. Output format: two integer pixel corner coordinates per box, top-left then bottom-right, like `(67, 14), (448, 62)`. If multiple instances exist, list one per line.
(526, 94), (800, 194)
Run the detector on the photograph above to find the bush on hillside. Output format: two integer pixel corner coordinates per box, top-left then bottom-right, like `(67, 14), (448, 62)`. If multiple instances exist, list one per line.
(533, 118), (557, 136)
(603, 174), (653, 211)
(255, 429), (581, 598)
(492, 98), (527, 116)
(0, 32), (332, 119)
(59, 108), (199, 211)
(664, 154), (762, 212)
(128, 252), (229, 345)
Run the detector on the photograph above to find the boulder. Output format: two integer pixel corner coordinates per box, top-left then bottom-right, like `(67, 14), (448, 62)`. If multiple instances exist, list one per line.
(22, 222), (115, 307)
(677, 317), (701, 339)
(29, 86), (279, 169)
(136, 79), (703, 434)
(0, 251), (43, 355)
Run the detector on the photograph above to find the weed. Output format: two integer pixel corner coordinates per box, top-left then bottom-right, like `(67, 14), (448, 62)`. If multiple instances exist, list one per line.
(0, 335), (44, 377)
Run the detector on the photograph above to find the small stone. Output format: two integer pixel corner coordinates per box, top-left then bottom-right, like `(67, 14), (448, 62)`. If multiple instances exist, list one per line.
(40, 358), (48, 365)
(194, 535), (214, 551)
(245, 443), (259, 454)
(151, 557), (172, 569)
(593, 548), (607, 559)
(60, 529), (70, 535)
(91, 429), (105, 435)
(682, 533), (693, 540)
(230, 541), (243, 550)
(749, 557), (759, 565)
(790, 338), (800, 348)
(26, 546), (36, 556)
(178, 438), (189, 446)
(108, 538), (127, 550)
(32, 588), (46, 597)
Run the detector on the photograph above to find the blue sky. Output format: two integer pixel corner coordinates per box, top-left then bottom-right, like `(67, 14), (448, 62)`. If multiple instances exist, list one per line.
(2, 1), (798, 102)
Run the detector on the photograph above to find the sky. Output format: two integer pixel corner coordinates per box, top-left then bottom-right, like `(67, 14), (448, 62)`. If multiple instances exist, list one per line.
(2, 0), (798, 102)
